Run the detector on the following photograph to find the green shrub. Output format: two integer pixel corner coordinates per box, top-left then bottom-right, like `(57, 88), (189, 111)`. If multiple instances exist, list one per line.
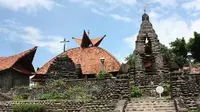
(160, 81), (170, 96)
(39, 92), (65, 100)
(13, 104), (45, 112)
(188, 110), (200, 112)
(65, 86), (96, 101)
(97, 71), (112, 78)
(131, 86), (142, 98)
(50, 79), (65, 87)
(13, 94), (29, 101)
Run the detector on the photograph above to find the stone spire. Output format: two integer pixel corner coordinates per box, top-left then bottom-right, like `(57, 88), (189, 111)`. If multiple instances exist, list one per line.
(142, 13), (149, 21)
(134, 13), (169, 86)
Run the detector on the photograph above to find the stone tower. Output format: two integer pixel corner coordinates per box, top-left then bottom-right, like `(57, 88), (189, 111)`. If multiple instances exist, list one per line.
(134, 13), (169, 86)
(46, 54), (79, 82)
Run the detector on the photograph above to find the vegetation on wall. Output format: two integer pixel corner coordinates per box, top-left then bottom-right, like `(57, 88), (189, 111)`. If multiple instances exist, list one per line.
(37, 80), (98, 101)
(188, 110), (200, 112)
(12, 86), (30, 101)
(39, 92), (65, 100)
(65, 86), (96, 100)
(97, 71), (112, 78)
(131, 86), (142, 98)
(159, 81), (171, 96)
(13, 104), (45, 112)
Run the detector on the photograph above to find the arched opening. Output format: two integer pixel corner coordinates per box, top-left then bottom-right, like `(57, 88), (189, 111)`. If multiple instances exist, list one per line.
(144, 37), (152, 55)
(143, 35), (156, 74)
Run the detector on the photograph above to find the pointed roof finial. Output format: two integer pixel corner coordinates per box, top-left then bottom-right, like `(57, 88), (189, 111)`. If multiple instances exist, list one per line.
(72, 30), (106, 48)
(144, 3), (148, 13)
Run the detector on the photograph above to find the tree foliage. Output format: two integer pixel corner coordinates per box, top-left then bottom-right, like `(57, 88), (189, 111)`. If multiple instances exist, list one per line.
(188, 32), (200, 62)
(125, 50), (136, 67)
(170, 37), (188, 67)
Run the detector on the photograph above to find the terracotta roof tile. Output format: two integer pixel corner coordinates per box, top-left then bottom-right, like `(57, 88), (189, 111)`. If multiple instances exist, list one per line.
(37, 47), (120, 75)
(91, 35), (106, 46)
(0, 47), (37, 74)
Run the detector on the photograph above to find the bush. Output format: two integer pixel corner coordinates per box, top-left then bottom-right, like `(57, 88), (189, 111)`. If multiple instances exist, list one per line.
(50, 79), (65, 87)
(131, 86), (142, 98)
(39, 92), (65, 100)
(97, 71), (112, 78)
(159, 81), (170, 96)
(13, 104), (45, 112)
(13, 94), (29, 101)
(188, 110), (200, 112)
(65, 86), (96, 101)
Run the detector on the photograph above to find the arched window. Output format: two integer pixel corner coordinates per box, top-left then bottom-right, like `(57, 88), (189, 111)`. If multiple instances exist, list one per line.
(144, 35), (152, 55)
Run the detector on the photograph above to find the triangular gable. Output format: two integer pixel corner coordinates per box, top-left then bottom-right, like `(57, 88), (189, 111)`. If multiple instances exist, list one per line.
(0, 46), (37, 75)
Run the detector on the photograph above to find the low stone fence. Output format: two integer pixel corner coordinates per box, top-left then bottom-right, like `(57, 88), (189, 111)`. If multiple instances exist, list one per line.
(9, 78), (131, 101)
(171, 71), (200, 110)
(0, 100), (117, 112)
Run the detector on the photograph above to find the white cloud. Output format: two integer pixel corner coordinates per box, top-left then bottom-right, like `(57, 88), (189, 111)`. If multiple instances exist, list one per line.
(182, 0), (200, 11)
(114, 52), (128, 63)
(0, 21), (63, 54)
(0, 0), (56, 12)
(124, 12), (200, 49)
(105, 0), (137, 5)
(152, 16), (191, 46)
(90, 9), (133, 23)
(22, 27), (63, 53)
(91, 8), (105, 16)
(150, 0), (177, 7)
(69, 0), (95, 5)
(110, 14), (133, 23)
(124, 34), (137, 49)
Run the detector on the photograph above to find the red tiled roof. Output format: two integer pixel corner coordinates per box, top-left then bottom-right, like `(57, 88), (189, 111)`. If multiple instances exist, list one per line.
(0, 47), (37, 75)
(183, 66), (200, 72)
(37, 47), (120, 75)
(37, 31), (120, 75)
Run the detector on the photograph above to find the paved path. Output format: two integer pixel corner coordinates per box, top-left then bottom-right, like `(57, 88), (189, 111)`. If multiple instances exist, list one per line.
(125, 97), (176, 112)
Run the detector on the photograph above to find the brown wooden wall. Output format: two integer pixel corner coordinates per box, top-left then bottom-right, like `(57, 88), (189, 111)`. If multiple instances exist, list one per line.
(0, 69), (29, 92)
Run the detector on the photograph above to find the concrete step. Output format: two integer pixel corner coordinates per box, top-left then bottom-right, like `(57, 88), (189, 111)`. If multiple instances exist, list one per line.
(125, 97), (176, 112)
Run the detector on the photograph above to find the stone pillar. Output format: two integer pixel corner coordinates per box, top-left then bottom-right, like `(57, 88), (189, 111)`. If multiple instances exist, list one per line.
(100, 57), (105, 72)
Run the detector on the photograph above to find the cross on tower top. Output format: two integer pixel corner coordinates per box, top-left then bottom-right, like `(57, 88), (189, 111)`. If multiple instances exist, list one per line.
(88, 30), (90, 37)
(60, 38), (69, 52)
(144, 3), (148, 13)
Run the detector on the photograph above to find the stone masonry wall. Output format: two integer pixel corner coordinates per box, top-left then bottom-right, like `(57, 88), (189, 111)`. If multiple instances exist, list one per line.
(11, 78), (131, 101)
(171, 71), (200, 110)
(0, 100), (117, 112)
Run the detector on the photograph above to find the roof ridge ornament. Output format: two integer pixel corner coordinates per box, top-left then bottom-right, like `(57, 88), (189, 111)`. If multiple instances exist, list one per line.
(72, 30), (106, 48)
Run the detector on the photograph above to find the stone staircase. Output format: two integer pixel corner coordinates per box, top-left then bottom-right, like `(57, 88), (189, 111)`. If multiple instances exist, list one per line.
(125, 97), (176, 112)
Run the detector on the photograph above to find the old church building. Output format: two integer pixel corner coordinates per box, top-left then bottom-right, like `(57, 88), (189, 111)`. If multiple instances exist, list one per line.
(0, 47), (37, 91)
(34, 31), (120, 82)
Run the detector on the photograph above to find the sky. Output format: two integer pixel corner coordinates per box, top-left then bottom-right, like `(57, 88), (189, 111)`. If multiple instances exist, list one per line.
(0, 0), (200, 69)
